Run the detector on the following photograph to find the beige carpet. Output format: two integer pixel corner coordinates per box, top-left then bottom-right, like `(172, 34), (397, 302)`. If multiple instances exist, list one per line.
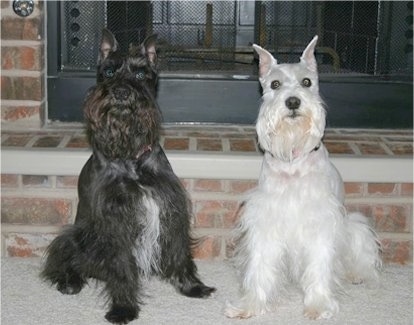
(1, 258), (412, 325)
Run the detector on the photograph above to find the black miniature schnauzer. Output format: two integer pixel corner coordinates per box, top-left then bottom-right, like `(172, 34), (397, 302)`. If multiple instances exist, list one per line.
(41, 29), (215, 324)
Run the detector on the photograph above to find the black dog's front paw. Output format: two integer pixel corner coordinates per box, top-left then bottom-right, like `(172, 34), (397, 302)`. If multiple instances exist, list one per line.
(56, 276), (84, 295)
(182, 284), (216, 298)
(105, 305), (139, 324)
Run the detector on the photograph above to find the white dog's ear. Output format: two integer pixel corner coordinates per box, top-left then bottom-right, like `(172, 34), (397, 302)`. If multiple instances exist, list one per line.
(253, 44), (277, 78)
(300, 35), (318, 72)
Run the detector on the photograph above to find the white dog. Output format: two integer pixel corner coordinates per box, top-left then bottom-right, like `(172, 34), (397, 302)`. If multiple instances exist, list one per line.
(225, 36), (382, 320)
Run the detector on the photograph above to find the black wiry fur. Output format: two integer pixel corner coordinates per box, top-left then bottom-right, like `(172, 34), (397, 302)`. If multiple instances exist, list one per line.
(41, 29), (215, 324)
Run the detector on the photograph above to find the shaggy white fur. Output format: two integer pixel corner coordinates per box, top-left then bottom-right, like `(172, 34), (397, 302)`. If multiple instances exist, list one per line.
(225, 36), (382, 321)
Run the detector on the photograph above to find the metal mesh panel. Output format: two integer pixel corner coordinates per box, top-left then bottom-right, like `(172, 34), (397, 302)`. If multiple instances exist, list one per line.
(255, 1), (413, 76)
(60, 1), (237, 73)
(153, 1), (237, 71)
(60, 1), (412, 78)
(61, 1), (105, 71)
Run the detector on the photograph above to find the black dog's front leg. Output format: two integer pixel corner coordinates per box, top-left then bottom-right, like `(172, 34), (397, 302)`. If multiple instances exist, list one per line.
(101, 251), (141, 324)
(158, 211), (216, 298)
(40, 227), (87, 295)
(172, 259), (217, 298)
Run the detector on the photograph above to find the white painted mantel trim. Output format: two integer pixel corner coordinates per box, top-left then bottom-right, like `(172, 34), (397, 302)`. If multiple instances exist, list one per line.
(1, 149), (413, 183)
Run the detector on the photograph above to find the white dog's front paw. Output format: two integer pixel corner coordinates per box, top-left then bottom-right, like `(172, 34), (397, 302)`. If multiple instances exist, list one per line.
(304, 298), (338, 320)
(224, 304), (254, 319)
(304, 307), (334, 320)
(224, 300), (267, 319)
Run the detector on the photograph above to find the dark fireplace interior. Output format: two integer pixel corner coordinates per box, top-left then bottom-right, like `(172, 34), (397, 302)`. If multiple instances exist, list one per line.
(47, 1), (413, 128)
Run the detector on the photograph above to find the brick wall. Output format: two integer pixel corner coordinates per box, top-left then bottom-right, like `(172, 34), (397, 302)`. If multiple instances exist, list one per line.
(1, 173), (412, 264)
(1, 0), (45, 129)
(0, 1), (412, 265)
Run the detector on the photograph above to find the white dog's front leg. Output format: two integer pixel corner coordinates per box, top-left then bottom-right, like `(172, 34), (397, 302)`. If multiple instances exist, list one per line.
(301, 245), (339, 320)
(225, 245), (285, 318)
(225, 206), (286, 319)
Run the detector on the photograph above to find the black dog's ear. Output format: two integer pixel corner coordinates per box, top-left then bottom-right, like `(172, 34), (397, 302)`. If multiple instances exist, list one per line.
(99, 28), (119, 62)
(141, 34), (158, 67)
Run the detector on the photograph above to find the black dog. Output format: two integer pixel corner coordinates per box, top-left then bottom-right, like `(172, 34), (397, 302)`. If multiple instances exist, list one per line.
(41, 29), (215, 324)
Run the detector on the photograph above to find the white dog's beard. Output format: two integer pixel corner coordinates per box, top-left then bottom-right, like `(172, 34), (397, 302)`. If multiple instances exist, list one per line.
(259, 113), (322, 162)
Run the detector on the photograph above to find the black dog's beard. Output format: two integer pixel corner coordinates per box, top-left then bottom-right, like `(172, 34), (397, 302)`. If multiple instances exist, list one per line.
(84, 84), (161, 160)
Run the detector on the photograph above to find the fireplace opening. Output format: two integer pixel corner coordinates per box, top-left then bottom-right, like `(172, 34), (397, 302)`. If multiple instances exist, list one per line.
(47, 1), (412, 128)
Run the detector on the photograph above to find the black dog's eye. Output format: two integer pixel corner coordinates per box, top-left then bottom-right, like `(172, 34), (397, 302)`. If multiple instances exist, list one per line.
(135, 68), (146, 80)
(270, 80), (281, 89)
(302, 78), (312, 87)
(104, 68), (114, 78)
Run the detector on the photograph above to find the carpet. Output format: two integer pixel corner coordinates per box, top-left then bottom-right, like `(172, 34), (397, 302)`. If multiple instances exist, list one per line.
(1, 258), (412, 325)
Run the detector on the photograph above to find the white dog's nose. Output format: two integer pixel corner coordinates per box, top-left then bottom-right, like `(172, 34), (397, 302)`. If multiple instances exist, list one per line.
(285, 96), (301, 110)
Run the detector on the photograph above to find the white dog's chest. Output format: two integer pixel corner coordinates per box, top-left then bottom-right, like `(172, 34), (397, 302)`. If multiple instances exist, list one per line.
(249, 146), (345, 239)
(259, 145), (344, 202)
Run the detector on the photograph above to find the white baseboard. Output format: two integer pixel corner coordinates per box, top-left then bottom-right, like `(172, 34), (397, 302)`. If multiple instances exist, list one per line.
(2, 149), (412, 183)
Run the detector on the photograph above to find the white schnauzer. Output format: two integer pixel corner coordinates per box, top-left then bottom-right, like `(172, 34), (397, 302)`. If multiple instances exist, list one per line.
(225, 36), (382, 320)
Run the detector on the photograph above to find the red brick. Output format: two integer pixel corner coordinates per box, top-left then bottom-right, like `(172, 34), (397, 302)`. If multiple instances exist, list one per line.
(1, 47), (14, 70)
(381, 239), (412, 264)
(7, 246), (33, 257)
(197, 138), (222, 151)
(22, 175), (50, 187)
(225, 236), (237, 259)
(163, 137), (189, 150)
(180, 178), (192, 191)
(1, 76), (43, 101)
(371, 205), (410, 233)
(367, 183), (399, 196)
(229, 180), (257, 194)
(1, 17), (43, 41)
(344, 182), (364, 196)
(20, 46), (40, 70)
(1, 46), (42, 70)
(194, 200), (238, 228)
(325, 141), (355, 154)
(387, 143), (413, 155)
(65, 136), (89, 148)
(192, 236), (221, 259)
(56, 176), (79, 188)
(33, 135), (63, 147)
(401, 183), (413, 196)
(1, 105), (40, 121)
(344, 203), (372, 219)
(5, 233), (56, 258)
(194, 201), (218, 228)
(194, 179), (224, 192)
(356, 143), (387, 155)
(1, 133), (32, 146)
(1, 197), (73, 225)
(229, 139), (256, 152)
(1, 174), (19, 187)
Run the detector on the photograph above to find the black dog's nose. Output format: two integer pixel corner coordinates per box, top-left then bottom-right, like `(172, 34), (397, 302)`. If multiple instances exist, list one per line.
(285, 96), (301, 110)
(113, 87), (131, 101)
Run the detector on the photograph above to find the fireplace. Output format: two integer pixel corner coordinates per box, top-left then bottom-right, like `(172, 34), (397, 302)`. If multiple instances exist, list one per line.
(47, 1), (412, 128)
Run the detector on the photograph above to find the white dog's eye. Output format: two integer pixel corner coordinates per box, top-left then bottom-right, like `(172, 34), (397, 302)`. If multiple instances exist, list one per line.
(302, 78), (312, 87)
(270, 80), (281, 89)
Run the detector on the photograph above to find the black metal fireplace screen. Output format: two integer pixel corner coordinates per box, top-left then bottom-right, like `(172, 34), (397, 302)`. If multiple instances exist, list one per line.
(60, 1), (412, 77)
(47, 1), (412, 125)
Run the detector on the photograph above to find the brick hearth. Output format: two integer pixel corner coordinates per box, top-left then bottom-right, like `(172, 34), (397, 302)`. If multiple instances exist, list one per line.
(1, 126), (412, 264)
